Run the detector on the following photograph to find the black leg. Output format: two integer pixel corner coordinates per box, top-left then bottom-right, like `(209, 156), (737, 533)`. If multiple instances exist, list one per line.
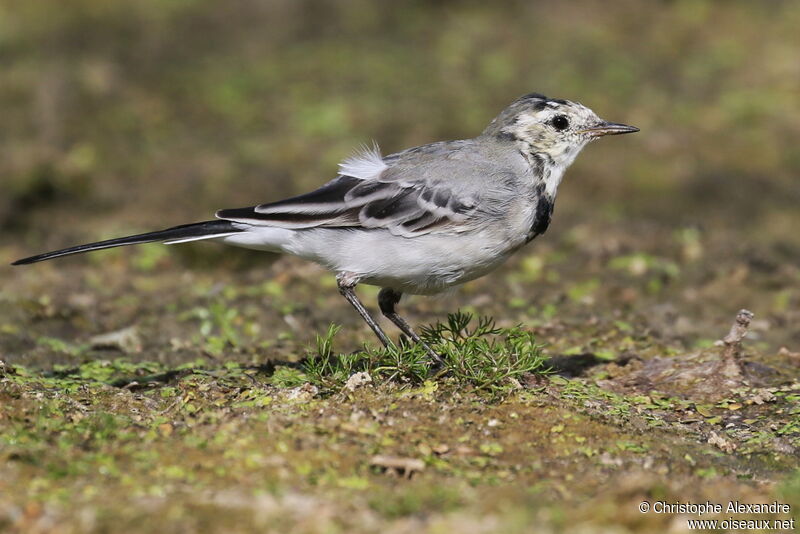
(336, 273), (393, 348)
(378, 288), (444, 366)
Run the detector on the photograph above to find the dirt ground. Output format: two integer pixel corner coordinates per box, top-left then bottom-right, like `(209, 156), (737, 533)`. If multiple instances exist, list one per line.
(1, 1), (799, 533)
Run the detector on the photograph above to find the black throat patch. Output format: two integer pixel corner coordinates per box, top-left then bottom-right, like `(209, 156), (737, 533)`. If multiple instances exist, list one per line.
(528, 182), (554, 241)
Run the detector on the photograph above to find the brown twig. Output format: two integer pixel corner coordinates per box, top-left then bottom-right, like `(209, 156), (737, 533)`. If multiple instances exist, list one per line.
(721, 309), (753, 363)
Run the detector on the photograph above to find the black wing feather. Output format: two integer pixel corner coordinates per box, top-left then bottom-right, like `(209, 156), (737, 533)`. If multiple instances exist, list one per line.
(216, 175), (361, 222)
(216, 173), (477, 236)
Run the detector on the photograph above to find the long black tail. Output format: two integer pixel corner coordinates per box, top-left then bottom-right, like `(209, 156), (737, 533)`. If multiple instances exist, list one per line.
(12, 220), (243, 266)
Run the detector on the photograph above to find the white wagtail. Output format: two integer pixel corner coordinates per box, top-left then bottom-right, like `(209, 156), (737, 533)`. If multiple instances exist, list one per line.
(13, 93), (638, 364)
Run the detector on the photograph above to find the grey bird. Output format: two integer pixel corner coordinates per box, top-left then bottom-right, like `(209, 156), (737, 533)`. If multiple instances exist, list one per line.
(13, 92), (638, 364)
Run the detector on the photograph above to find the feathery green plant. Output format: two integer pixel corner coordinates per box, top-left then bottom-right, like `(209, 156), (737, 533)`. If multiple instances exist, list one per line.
(303, 312), (549, 391)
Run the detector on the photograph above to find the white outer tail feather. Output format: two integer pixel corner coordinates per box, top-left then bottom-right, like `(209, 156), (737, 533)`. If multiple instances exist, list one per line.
(163, 232), (241, 245)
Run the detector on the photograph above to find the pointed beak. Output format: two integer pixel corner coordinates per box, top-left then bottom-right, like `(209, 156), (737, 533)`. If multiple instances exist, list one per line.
(581, 121), (639, 138)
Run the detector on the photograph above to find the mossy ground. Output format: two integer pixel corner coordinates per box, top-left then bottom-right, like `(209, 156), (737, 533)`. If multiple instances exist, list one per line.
(3, 352), (798, 533)
(2, 247), (798, 533)
(2, 1), (800, 532)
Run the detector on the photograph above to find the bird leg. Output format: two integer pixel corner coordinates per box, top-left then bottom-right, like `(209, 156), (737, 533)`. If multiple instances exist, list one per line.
(336, 273), (393, 348)
(378, 288), (444, 366)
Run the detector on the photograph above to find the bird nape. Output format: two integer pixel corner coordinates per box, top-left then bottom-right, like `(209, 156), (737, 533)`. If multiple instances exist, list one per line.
(13, 92), (638, 367)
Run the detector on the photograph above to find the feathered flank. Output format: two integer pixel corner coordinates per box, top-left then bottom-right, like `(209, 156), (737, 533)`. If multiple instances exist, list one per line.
(337, 142), (387, 180)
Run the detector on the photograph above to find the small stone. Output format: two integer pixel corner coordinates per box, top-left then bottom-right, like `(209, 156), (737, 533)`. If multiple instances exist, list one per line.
(708, 431), (737, 453)
(369, 455), (425, 479)
(344, 372), (372, 392)
(432, 444), (450, 455)
(89, 326), (142, 353)
(286, 383), (319, 401)
(748, 389), (776, 405)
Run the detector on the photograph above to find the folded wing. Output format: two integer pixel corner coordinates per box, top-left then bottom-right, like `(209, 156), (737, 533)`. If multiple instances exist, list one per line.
(217, 147), (480, 237)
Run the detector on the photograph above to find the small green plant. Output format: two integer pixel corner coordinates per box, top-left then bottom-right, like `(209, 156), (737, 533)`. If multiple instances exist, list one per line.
(302, 312), (549, 391)
(270, 367), (308, 388)
(424, 311), (549, 390)
(185, 300), (242, 356)
(302, 324), (372, 387)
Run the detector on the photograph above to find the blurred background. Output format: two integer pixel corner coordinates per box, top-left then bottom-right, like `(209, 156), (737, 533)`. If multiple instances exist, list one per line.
(1, 0), (799, 363)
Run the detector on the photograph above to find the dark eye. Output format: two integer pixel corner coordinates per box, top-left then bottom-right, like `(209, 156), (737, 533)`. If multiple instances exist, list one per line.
(551, 115), (569, 131)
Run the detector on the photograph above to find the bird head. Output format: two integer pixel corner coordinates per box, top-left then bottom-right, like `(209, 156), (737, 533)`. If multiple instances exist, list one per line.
(483, 92), (638, 168)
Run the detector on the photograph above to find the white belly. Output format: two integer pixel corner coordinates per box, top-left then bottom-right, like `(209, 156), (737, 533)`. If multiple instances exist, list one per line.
(285, 227), (521, 294)
(220, 203), (535, 294)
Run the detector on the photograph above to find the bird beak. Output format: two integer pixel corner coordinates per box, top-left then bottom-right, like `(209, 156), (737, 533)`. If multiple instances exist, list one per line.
(581, 121), (639, 138)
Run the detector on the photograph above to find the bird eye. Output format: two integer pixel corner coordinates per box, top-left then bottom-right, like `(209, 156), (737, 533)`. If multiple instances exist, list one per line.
(551, 115), (569, 131)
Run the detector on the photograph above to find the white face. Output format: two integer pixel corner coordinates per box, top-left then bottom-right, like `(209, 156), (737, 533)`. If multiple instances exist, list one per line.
(487, 94), (638, 168)
(482, 94), (638, 198)
(509, 100), (601, 166)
